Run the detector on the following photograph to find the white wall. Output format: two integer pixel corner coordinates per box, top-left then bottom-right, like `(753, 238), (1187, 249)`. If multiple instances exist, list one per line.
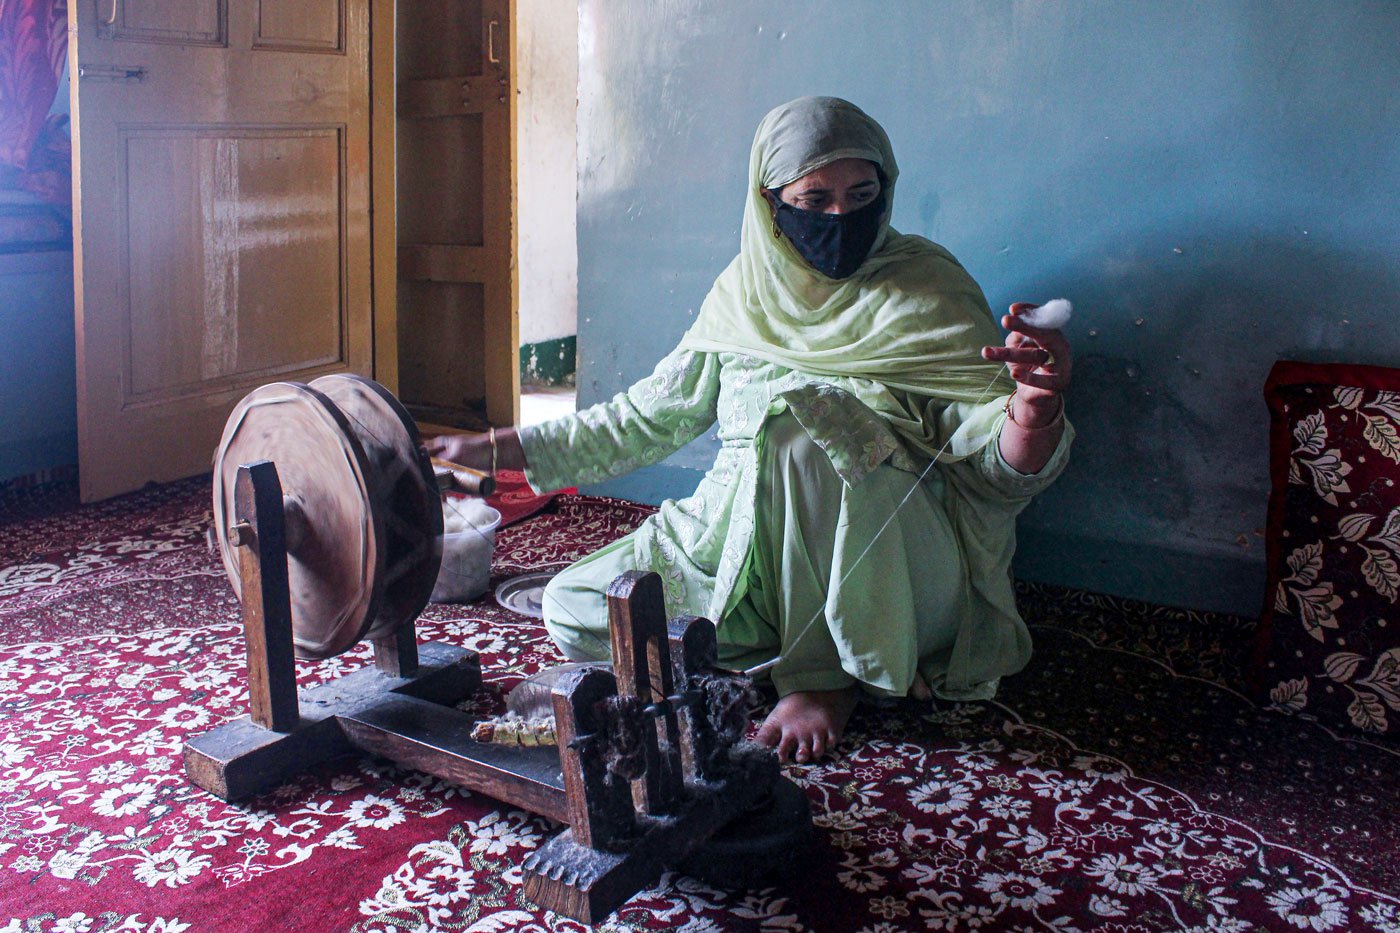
(516, 0), (578, 347)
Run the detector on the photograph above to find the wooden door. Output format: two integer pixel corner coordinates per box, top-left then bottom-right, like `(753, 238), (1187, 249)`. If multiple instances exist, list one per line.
(393, 0), (518, 432)
(70, 0), (372, 501)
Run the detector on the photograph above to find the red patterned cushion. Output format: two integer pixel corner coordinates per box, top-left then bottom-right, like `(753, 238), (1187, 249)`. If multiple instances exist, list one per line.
(1252, 360), (1400, 736)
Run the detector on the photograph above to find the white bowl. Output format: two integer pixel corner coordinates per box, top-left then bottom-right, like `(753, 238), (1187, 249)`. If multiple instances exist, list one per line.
(430, 499), (502, 603)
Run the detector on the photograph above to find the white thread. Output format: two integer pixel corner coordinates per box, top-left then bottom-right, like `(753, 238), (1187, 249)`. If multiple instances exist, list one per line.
(765, 368), (1010, 670)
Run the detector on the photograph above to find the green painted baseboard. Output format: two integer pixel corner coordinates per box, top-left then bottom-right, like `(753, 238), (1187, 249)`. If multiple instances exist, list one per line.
(521, 335), (577, 386)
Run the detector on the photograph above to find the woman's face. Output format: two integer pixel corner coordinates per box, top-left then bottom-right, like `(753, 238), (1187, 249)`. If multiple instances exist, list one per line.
(775, 158), (881, 214)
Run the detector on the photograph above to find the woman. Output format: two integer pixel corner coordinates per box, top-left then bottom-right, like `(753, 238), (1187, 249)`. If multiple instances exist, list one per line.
(430, 96), (1073, 764)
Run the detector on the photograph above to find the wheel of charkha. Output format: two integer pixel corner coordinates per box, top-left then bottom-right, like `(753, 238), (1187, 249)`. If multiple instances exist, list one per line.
(212, 381), (387, 660)
(307, 374), (442, 643)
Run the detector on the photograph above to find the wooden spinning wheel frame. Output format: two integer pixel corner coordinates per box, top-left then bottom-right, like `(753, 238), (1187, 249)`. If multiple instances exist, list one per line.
(186, 377), (804, 923)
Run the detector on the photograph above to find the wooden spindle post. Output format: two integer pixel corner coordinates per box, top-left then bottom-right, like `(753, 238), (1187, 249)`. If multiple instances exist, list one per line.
(606, 572), (684, 815)
(667, 615), (725, 784)
(552, 667), (635, 850)
(373, 624), (420, 677)
(233, 461), (299, 732)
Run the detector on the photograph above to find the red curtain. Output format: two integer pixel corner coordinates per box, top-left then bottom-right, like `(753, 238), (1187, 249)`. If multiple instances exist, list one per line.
(0, 0), (68, 202)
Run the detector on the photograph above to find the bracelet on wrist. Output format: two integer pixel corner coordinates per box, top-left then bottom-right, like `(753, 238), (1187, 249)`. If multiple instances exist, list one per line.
(1003, 393), (1064, 431)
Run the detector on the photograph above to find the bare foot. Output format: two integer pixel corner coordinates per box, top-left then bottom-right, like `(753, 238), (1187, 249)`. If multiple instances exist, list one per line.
(755, 687), (858, 764)
(911, 673), (933, 702)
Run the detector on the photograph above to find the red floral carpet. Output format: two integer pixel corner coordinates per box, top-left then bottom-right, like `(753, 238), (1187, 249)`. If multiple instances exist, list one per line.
(2, 479), (1399, 932)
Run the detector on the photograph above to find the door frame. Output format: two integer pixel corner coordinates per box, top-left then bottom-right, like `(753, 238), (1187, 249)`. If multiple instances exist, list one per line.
(370, 0), (398, 393)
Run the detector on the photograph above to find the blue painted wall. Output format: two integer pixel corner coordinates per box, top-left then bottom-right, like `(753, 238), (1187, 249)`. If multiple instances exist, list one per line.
(1, 62), (74, 485)
(0, 250), (77, 482)
(574, 0), (1400, 616)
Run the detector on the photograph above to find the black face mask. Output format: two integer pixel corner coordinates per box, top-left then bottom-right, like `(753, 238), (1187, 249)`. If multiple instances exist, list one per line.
(769, 189), (887, 280)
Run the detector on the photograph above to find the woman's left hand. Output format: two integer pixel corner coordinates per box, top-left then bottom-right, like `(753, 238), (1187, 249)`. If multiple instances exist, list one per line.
(981, 302), (1073, 420)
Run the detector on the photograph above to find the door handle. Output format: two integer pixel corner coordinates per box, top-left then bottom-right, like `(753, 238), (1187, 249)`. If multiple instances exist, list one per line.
(103, 0), (119, 25)
(487, 19), (500, 64)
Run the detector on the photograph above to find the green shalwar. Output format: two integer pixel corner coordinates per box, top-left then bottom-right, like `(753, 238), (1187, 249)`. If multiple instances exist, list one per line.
(519, 96), (1074, 701)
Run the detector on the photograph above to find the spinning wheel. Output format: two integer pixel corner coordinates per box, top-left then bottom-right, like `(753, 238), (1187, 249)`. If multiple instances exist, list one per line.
(185, 377), (808, 924)
(211, 375), (441, 659)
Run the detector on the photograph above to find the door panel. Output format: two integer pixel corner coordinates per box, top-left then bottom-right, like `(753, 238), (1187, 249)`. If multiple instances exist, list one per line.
(101, 0), (226, 46)
(72, 0), (370, 501)
(255, 0), (343, 52)
(396, 0), (484, 80)
(122, 128), (345, 399)
(397, 115), (485, 247)
(397, 281), (486, 424)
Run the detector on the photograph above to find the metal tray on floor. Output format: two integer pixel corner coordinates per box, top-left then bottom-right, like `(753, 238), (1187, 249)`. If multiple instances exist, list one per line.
(494, 570), (559, 619)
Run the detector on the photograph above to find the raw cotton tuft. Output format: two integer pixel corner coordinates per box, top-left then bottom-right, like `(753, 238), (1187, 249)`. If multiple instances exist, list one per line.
(1018, 298), (1072, 329)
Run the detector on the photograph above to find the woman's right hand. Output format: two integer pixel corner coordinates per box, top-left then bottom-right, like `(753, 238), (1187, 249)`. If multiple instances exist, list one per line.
(424, 427), (527, 473)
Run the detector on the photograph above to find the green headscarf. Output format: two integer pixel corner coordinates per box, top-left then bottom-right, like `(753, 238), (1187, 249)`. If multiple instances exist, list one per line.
(679, 96), (1014, 461)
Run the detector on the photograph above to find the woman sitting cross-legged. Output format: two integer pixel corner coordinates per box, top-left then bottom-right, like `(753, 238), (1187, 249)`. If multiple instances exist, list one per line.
(429, 96), (1074, 764)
